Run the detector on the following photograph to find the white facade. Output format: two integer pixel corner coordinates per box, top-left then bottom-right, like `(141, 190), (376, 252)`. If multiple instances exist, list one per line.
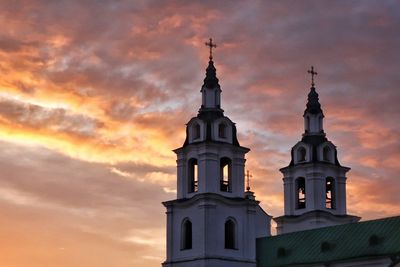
(281, 150), (349, 216)
(162, 58), (271, 267)
(275, 86), (360, 234)
(175, 142), (248, 199)
(162, 62), (399, 267)
(163, 194), (270, 267)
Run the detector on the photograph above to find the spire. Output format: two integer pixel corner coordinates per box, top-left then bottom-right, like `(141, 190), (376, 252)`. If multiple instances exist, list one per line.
(203, 38), (220, 88)
(304, 87), (323, 114)
(303, 66), (324, 135)
(304, 66), (322, 115)
(245, 170), (252, 192)
(203, 60), (220, 88)
(200, 38), (222, 112)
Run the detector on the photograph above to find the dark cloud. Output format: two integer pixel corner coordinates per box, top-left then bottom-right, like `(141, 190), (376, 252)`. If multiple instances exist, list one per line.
(0, 97), (103, 136)
(0, 1), (399, 266)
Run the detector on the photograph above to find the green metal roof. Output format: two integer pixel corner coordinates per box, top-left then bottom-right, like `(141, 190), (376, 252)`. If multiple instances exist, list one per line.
(257, 216), (400, 267)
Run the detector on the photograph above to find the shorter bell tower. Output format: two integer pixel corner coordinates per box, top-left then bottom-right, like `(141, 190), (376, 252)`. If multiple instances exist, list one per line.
(162, 39), (271, 267)
(274, 67), (360, 235)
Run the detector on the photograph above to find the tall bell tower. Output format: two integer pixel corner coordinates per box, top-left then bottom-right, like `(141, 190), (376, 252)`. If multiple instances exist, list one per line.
(162, 39), (271, 267)
(274, 67), (360, 234)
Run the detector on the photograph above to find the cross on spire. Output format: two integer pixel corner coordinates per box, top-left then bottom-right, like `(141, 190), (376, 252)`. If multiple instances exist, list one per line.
(307, 66), (318, 87)
(205, 38), (217, 60)
(245, 170), (253, 191)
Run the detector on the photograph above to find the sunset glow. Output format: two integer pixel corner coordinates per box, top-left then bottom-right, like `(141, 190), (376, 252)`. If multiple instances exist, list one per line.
(0, 1), (399, 267)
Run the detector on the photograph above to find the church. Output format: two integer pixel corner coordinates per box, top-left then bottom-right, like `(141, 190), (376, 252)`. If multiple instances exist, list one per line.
(161, 40), (400, 267)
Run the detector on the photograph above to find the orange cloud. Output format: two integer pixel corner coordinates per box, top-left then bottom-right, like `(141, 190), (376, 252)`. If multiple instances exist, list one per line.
(0, 1), (399, 267)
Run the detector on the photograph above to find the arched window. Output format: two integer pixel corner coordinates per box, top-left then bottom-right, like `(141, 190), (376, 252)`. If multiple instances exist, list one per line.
(306, 116), (310, 132)
(181, 219), (192, 250)
(225, 219), (236, 249)
(220, 157), (231, 192)
(193, 123), (201, 140)
(298, 147), (306, 162)
(323, 146), (331, 162)
(218, 123), (226, 138)
(326, 177), (336, 209)
(188, 158), (198, 193)
(296, 177), (306, 209)
(319, 116), (323, 132)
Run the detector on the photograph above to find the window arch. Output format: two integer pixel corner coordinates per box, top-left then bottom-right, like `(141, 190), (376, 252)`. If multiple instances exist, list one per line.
(325, 177), (336, 209)
(296, 177), (306, 209)
(188, 158), (198, 193)
(323, 146), (332, 162)
(181, 219), (192, 250)
(218, 123), (227, 138)
(193, 123), (201, 140)
(220, 157), (231, 192)
(306, 116), (310, 132)
(298, 147), (307, 162)
(318, 115), (323, 132)
(225, 219), (236, 249)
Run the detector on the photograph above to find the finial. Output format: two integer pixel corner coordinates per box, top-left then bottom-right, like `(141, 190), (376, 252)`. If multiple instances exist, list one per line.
(307, 66), (318, 87)
(205, 38), (217, 60)
(304, 67), (323, 115)
(202, 39), (220, 89)
(245, 170), (252, 191)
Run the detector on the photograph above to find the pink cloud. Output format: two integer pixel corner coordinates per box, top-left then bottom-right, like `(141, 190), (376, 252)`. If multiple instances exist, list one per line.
(0, 1), (399, 266)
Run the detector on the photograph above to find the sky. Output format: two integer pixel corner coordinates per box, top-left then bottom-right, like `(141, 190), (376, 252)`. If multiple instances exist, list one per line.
(0, 1), (399, 266)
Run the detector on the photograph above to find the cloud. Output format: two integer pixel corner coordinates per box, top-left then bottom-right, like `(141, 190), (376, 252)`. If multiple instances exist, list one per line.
(0, 141), (169, 266)
(0, 96), (102, 135)
(0, 1), (399, 267)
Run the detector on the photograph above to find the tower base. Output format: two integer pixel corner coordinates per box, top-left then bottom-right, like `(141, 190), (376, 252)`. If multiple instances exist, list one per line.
(274, 210), (360, 235)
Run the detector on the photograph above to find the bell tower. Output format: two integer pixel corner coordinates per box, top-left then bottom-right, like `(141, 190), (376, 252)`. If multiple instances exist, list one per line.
(274, 67), (360, 235)
(162, 39), (271, 267)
